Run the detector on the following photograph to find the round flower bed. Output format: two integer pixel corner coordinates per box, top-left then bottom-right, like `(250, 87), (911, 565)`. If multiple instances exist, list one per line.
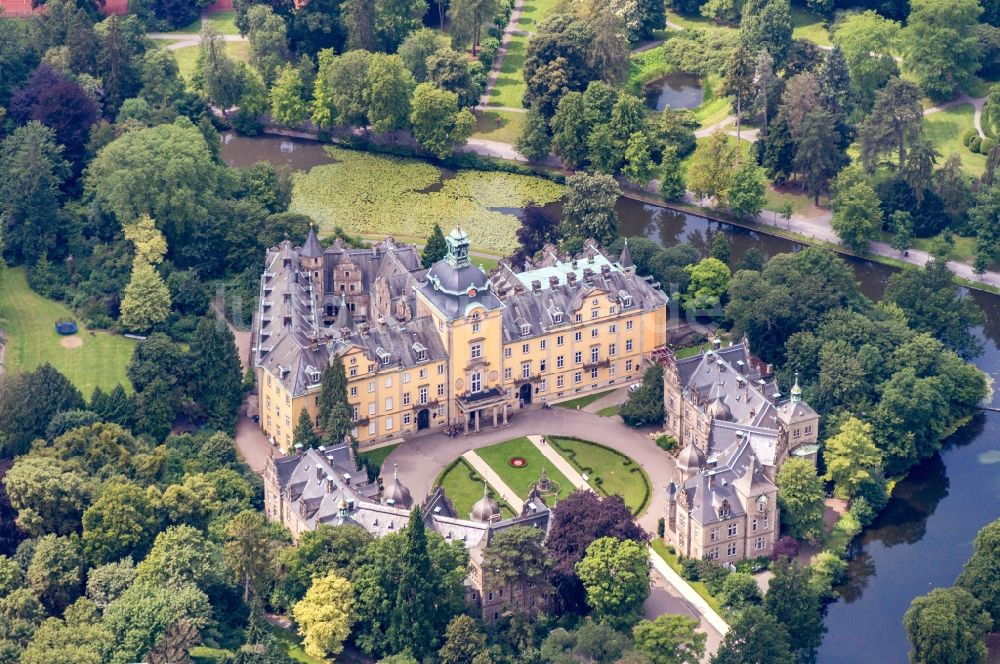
(509, 457), (527, 468)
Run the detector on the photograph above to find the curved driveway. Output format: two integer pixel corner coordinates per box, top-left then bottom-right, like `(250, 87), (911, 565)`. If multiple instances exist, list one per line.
(383, 406), (674, 532)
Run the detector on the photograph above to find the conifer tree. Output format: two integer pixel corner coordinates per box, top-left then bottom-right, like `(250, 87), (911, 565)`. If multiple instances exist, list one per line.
(317, 356), (352, 446)
(659, 145), (686, 201)
(189, 317), (243, 432)
(422, 224), (448, 268)
(292, 409), (320, 449)
(387, 507), (438, 659)
(120, 261), (172, 333)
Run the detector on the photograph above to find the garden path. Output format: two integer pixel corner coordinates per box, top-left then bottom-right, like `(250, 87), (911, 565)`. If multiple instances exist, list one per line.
(580, 386), (629, 414)
(478, 0), (527, 107)
(649, 547), (730, 638)
(922, 93), (987, 138)
(462, 450), (525, 511)
(529, 435), (588, 490)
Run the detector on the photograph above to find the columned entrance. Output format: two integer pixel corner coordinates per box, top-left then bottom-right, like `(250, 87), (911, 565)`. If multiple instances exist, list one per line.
(456, 387), (511, 435)
(417, 408), (430, 430)
(519, 383), (533, 405)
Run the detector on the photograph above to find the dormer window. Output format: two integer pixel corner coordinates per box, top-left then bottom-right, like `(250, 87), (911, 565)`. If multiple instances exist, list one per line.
(719, 499), (731, 519)
(306, 366), (321, 384)
(376, 347), (391, 365)
(520, 323), (531, 336)
(619, 291), (633, 307)
(553, 311), (563, 323)
(412, 342), (427, 362)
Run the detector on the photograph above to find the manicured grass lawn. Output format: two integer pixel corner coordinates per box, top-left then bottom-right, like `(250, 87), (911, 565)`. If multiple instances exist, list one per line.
(489, 34), (528, 108)
(474, 255), (500, 272)
(265, 623), (326, 664)
(472, 109), (527, 145)
(791, 8), (831, 47)
(651, 539), (725, 614)
(694, 75), (731, 128)
(437, 457), (517, 518)
(173, 41), (249, 81)
(763, 186), (816, 215)
(167, 16), (202, 34)
(880, 232), (980, 264)
(476, 437), (575, 503)
(518, 0), (556, 30)
(922, 104), (986, 177)
(205, 10), (240, 35)
(555, 389), (616, 410)
(548, 436), (651, 514)
(596, 405), (620, 417)
(0, 268), (135, 396)
(361, 442), (399, 472)
(666, 10), (737, 34)
(673, 344), (707, 359)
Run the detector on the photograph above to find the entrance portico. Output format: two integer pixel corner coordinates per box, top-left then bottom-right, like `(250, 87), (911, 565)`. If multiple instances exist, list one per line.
(457, 387), (510, 434)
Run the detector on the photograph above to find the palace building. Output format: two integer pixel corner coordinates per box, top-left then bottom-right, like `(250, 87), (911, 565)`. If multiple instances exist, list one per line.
(263, 440), (553, 622)
(659, 339), (819, 561)
(253, 227), (669, 453)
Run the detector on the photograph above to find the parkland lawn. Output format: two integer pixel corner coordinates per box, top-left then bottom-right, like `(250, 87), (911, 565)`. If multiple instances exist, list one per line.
(0, 268), (135, 395)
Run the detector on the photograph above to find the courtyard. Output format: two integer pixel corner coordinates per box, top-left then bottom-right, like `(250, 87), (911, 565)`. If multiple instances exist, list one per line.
(433, 433), (652, 517)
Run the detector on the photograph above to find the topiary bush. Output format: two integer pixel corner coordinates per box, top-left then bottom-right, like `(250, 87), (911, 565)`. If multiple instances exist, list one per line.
(963, 127), (979, 146)
(478, 37), (501, 69)
(980, 136), (997, 154)
(969, 135), (982, 153)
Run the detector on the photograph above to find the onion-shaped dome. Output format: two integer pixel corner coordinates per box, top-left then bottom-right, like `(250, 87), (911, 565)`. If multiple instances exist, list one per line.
(383, 464), (413, 508)
(707, 395), (732, 421)
(676, 443), (706, 476)
(470, 483), (501, 522)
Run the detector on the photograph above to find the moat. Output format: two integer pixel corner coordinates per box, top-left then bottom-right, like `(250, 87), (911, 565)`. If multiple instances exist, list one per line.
(222, 134), (1000, 664)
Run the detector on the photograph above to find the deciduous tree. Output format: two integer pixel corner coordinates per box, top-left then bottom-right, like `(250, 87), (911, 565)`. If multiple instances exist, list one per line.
(687, 131), (738, 205)
(712, 606), (794, 664)
(776, 458), (825, 541)
(833, 11), (900, 111)
(576, 536), (650, 629)
(830, 165), (882, 253)
(904, 586), (990, 664)
(900, 0), (982, 100)
(632, 614), (706, 664)
(561, 172), (620, 246)
(409, 82), (475, 158)
(823, 417), (882, 499)
(764, 561), (826, 662)
(956, 518), (1000, 629)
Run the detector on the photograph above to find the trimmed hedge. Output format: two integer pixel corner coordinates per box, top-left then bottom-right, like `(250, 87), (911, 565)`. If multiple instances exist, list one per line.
(963, 127), (979, 146)
(969, 135), (982, 153)
(980, 136), (997, 154)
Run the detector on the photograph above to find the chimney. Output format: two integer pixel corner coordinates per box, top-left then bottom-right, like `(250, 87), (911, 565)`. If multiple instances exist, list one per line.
(325, 474), (335, 492)
(566, 272), (577, 285)
(531, 279), (541, 292)
(316, 465), (324, 481)
(549, 275), (560, 288)
(583, 268), (594, 281)
(601, 264), (611, 275)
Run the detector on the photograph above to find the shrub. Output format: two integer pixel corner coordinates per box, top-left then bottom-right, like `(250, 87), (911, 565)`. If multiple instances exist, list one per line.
(657, 517), (665, 538)
(963, 127), (979, 146)
(772, 536), (800, 561)
(810, 550), (849, 599)
(980, 136), (997, 154)
(969, 136), (982, 153)
(655, 434), (678, 451)
(680, 558), (701, 581)
(478, 37), (501, 69)
(848, 496), (875, 527)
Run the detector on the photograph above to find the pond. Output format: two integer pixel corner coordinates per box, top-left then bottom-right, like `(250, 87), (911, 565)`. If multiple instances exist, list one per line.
(221, 133), (1000, 663)
(643, 72), (705, 111)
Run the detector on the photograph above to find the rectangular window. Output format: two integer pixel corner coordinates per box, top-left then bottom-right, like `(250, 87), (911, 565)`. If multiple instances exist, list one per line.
(557, 375), (564, 388)
(591, 308), (599, 319)
(523, 343), (530, 354)
(728, 523), (738, 537)
(727, 543), (737, 557)
(384, 376), (392, 388)
(609, 324), (616, 334)
(574, 352), (582, 364)
(368, 403), (376, 416)
(590, 367), (598, 379)
(609, 343), (616, 356)
(626, 320), (633, 330)
(385, 416), (393, 431)
(591, 328), (599, 338)
(794, 428), (801, 438)
(471, 343), (482, 359)
(350, 386), (358, 397)
(521, 362), (531, 379)
(437, 364), (445, 375)
(574, 372), (582, 384)
(591, 346), (599, 363)
(755, 537), (766, 551)
(539, 359), (547, 372)
(710, 528), (719, 542)
(352, 406), (359, 420)
(403, 372), (411, 383)
(471, 371), (482, 393)
(504, 367), (512, 380)
(557, 335), (564, 346)
(368, 381), (375, 393)
(557, 356), (564, 369)
(350, 368), (358, 377)
(805, 425), (813, 434)
(626, 339), (633, 352)
(419, 387), (428, 404)
(764, 514), (769, 529)
(626, 359), (633, 372)
(575, 313), (583, 322)
(437, 383), (445, 397)
(403, 413), (411, 425)
(540, 339), (547, 350)
(504, 347), (512, 358)
(610, 306), (617, 314)
(609, 362), (616, 375)
(752, 519), (758, 533)
(419, 368), (427, 379)
(575, 331), (583, 342)
(472, 322), (480, 333)
(385, 397), (393, 411)
(403, 392), (411, 406)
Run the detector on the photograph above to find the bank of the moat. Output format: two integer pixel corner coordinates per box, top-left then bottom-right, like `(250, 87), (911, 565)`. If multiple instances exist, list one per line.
(222, 134), (1000, 664)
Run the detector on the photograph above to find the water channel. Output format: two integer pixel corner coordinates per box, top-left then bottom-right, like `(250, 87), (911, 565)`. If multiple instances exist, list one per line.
(221, 133), (1000, 663)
